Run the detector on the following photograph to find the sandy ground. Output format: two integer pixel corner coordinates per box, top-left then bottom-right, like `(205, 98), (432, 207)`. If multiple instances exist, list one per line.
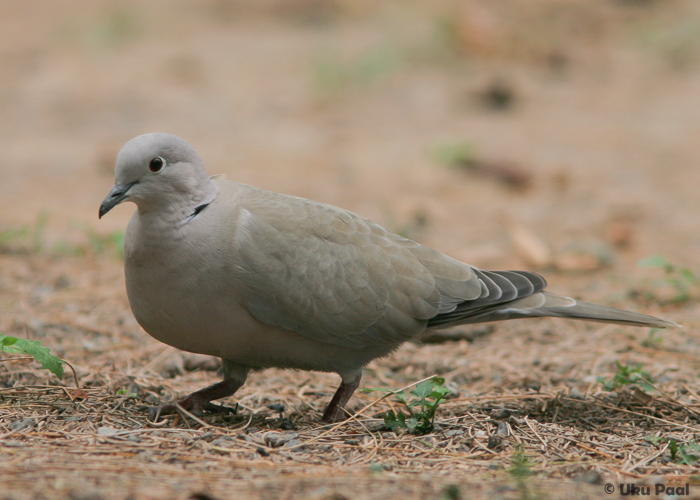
(1, 1), (699, 499)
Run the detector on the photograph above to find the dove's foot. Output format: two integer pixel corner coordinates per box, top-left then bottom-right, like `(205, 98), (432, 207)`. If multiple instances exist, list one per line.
(148, 376), (244, 419)
(321, 374), (361, 423)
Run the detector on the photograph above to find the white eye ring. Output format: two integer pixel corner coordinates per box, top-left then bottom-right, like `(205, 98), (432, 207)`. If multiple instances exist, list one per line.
(149, 156), (167, 172)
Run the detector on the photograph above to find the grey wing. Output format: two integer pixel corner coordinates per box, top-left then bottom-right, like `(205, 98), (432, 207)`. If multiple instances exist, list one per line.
(231, 189), (556, 348)
(234, 194), (443, 349)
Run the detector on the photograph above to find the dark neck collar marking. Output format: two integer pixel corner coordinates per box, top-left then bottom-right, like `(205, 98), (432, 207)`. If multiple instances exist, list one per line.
(186, 201), (211, 222)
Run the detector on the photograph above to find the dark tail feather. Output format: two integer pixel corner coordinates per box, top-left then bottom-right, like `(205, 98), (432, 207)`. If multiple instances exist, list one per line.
(432, 291), (678, 329)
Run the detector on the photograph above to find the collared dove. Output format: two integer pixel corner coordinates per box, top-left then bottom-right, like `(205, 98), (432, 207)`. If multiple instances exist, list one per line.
(99, 133), (676, 422)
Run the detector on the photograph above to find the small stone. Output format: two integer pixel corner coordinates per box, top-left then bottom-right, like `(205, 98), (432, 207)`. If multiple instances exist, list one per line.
(277, 417), (295, 430)
(444, 381), (461, 399)
(55, 275), (72, 289)
(263, 431), (299, 448)
(462, 437), (475, 447)
(366, 422), (385, 432)
(569, 387), (584, 400)
(444, 429), (464, 438)
(3, 440), (25, 448)
(97, 427), (120, 436)
(282, 439), (304, 451)
(490, 408), (514, 420)
(210, 436), (234, 447)
(494, 484), (515, 492)
(495, 421), (510, 437)
(574, 471), (602, 485)
(9, 418), (35, 431)
(509, 416), (525, 426)
(487, 435), (502, 449)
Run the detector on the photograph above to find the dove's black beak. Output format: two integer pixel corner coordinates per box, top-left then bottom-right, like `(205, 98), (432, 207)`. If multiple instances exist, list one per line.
(99, 182), (137, 219)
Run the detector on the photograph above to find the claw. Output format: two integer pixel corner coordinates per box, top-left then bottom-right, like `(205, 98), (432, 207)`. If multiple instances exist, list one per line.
(144, 367), (247, 421)
(147, 402), (181, 420)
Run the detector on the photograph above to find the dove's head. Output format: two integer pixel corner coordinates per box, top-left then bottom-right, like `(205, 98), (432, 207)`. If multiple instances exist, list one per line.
(99, 133), (218, 218)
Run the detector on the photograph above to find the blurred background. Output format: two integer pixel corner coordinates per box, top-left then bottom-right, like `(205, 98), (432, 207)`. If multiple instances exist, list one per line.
(1, 0), (699, 284)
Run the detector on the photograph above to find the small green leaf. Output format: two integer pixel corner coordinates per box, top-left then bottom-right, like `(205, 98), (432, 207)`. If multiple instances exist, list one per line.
(411, 380), (435, 399)
(406, 417), (418, 431)
(432, 142), (478, 166)
(394, 391), (408, 405)
(679, 446), (700, 465)
(669, 439), (678, 461)
(369, 462), (384, 474)
(638, 255), (669, 268)
(0, 334), (64, 380)
(430, 387), (450, 399)
(372, 376), (449, 435)
(644, 434), (662, 446)
(1, 336), (18, 347)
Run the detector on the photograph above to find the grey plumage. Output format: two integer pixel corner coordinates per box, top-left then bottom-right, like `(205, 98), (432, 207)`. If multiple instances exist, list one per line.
(99, 133), (677, 422)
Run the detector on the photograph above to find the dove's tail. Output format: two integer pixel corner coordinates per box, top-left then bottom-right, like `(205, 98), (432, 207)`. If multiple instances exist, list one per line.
(429, 291), (678, 329)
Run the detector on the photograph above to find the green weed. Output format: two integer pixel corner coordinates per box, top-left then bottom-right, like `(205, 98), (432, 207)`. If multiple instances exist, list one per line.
(116, 388), (137, 397)
(86, 8), (142, 50)
(312, 45), (404, 93)
(0, 211), (48, 253)
(640, 328), (664, 348)
(508, 446), (536, 500)
(597, 361), (654, 392)
(646, 436), (700, 466)
(0, 226), (30, 248)
(440, 484), (462, 500)
(84, 228), (125, 259)
(638, 255), (700, 304)
(0, 334), (64, 380)
(508, 446), (534, 478)
(363, 377), (450, 435)
(431, 141), (479, 168)
(670, 440), (700, 465)
(33, 210), (49, 252)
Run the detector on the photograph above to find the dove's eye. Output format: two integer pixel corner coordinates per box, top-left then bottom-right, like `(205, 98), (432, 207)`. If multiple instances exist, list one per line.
(149, 156), (166, 172)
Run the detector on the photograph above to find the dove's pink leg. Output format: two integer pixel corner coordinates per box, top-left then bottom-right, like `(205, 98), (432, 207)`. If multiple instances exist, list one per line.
(321, 373), (362, 422)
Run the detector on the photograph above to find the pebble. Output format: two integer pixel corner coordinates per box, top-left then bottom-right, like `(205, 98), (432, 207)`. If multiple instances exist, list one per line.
(97, 427), (120, 436)
(263, 431), (299, 448)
